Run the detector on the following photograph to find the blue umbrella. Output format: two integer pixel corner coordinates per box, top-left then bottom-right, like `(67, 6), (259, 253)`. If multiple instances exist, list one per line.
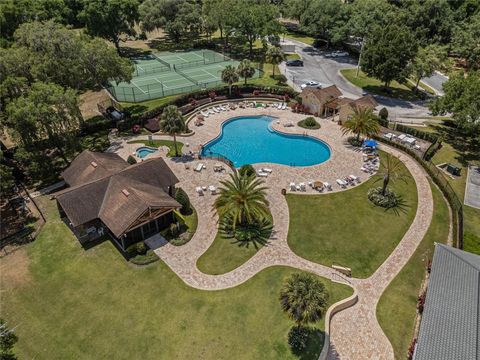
(364, 139), (377, 148)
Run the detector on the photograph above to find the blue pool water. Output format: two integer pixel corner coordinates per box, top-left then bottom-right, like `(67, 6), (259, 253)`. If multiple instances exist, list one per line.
(201, 116), (331, 167)
(136, 147), (157, 159)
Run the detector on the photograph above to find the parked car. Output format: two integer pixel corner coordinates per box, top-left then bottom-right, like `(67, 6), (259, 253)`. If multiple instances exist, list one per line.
(326, 51), (349, 58)
(300, 81), (320, 89)
(286, 59), (303, 66)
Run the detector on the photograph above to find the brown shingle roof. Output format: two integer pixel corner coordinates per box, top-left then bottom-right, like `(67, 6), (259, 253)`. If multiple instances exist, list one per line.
(349, 95), (378, 110)
(56, 151), (180, 237)
(61, 150), (129, 187)
(301, 85), (342, 104)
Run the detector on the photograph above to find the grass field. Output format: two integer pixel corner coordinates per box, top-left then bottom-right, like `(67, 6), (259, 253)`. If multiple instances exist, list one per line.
(127, 139), (184, 157)
(340, 69), (427, 101)
(0, 199), (353, 359)
(287, 151), (418, 278)
(377, 181), (450, 359)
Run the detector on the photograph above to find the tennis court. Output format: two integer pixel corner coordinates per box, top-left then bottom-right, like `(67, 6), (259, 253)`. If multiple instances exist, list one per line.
(106, 49), (260, 102)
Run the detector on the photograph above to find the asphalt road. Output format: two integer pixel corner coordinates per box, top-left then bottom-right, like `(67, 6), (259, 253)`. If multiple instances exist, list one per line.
(421, 72), (449, 96)
(280, 39), (436, 123)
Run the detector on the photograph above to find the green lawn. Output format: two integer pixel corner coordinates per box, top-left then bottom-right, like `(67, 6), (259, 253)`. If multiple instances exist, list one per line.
(121, 95), (180, 115)
(283, 30), (315, 46)
(340, 69), (425, 101)
(127, 139), (184, 157)
(287, 151), (418, 278)
(377, 181), (450, 359)
(1, 199), (353, 359)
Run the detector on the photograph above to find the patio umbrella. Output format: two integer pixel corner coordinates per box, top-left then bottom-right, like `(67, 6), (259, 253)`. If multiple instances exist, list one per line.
(313, 181), (323, 189)
(364, 139), (377, 148)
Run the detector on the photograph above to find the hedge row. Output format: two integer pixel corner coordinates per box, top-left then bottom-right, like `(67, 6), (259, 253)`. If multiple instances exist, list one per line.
(394, 123), (439, 143)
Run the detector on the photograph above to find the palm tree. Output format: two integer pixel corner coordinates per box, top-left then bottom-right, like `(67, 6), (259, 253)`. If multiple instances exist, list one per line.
(221, 65), (239, 95)
(159, 105), (185, 157)
(237, 59), (256, 85)
(266, 46), (284, 78)
(341, 107), (379, 141)
(279, 273), (329, 326)
(213, 172), (269, 229)
(374, 153), (409, 196)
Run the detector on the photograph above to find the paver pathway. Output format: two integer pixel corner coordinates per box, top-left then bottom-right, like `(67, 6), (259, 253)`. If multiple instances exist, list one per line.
(115, 111), (434, 359)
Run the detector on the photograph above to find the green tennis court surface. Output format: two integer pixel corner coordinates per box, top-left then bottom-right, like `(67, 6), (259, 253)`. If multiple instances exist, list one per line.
(106, 49), (259, 103)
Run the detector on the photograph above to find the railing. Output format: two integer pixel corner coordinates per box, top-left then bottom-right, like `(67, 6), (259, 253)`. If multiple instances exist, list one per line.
(199, 151), (235, 171)
(373, 135), (464, 248)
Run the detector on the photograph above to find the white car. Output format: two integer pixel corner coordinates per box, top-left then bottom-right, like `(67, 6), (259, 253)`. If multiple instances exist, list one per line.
(300, 81), (320, 89)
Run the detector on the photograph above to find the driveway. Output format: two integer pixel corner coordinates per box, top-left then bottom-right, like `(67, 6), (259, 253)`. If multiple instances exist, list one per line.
(280, 38), (434, 123)
(421, 71), (448, 96)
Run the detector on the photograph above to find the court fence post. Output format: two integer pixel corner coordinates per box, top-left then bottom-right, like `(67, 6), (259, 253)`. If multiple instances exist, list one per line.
(132, 87), (136, 103)
(161, 82), (164, 98)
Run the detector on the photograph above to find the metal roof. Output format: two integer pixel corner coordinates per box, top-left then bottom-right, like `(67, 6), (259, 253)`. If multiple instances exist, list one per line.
(414, 243), (480, 360)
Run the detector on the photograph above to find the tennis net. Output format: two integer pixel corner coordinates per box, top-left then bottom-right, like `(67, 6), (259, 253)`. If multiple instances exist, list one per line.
(175, 67), (199, 85)
(152, 53), (172, 68)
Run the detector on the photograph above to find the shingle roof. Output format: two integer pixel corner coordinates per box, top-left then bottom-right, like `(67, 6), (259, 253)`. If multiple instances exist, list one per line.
(301, 85), (342, 104)
(56, 151), (180, 237)
(414, 243), (480, 360)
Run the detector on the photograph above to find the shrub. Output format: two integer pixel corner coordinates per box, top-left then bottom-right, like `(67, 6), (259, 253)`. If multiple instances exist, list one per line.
(379, 107), (389, 120)
(347, 136), (363, 147)
(219, 215), (273, 246)
(136, 241), (147, 255)
(288, 326), (310, 355)
(175, 187), (192, 215)
(367, 187), (399, 208)
(127, 155), (137, 165)
(168, 223), (180, 238)
(239, 164), (255, 177)
(298, 117), (320, 129)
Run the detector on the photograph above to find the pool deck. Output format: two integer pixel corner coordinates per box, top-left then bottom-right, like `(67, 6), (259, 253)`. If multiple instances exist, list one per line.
(113, 106), (370, 194)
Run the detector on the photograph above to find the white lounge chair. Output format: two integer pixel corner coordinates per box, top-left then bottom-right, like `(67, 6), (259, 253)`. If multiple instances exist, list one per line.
(289, 182), (296, 191)
(397, 134), (407, 141)
(281, 103), (287, 110)
(299, 182), (306, 191)
(336, 179), (348, 188)
(220, 105), (227, 111)
(208, 185), (217, 194)
(194, 163), (204, 172)
(200, 110), (210, 118)
(196, 186), (204, 196)
(212, 106), (220, 113)
(349, 175), (360, 183)
(257, 171), (268, 177)
(324, 182), (332, 191)
(208, 108), (215, 115)
(261, 168), (273, 173)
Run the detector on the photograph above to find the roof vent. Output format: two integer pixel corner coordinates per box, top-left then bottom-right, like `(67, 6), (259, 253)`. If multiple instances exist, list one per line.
(122, 189), (130, 197)
(91, 161), (98, 168)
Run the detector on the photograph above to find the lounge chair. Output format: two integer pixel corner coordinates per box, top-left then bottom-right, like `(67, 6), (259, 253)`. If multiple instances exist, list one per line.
(349, 175), (360, 183)
(261, 168), (273, 173)
(289, 182), (296, 191)
(208, 185), (217, 194)
(283, 122), (294, 127)
(336, 179), (348, 188)
(324, 182), (332, 191)
(196, 186), (204, 196)
(194, 163), (204, 172)
(208, 108), (215, 115)
(281, 103), (287, 110)
(200, 110), (210, 117)
(220, 105), (227, 111)
(257, 171), (268, 177)
(299, 182), (306, 191)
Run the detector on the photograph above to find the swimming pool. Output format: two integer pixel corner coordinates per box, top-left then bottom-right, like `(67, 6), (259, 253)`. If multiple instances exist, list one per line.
(136, 147), (158, 159)
(201, 115), (331, 167)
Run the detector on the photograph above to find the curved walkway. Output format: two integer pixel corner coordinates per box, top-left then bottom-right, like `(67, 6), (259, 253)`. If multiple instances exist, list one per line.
(114, 112), (434, 359)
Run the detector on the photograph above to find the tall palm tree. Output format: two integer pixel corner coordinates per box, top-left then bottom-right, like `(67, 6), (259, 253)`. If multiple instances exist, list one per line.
(279, 273), (329, 326)
(159, 105), (185, 157)
(341, 107), (379, 141)
(213, 172), (269, 229)
(374, 153), (409, 196)
(221, 65), (239, 95)
(266, 46), (284, 78)
(237, 59), (256, 85)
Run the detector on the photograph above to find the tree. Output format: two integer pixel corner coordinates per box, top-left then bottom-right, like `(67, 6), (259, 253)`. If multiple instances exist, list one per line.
(237, 59), (256, 85)
(221, 65), (239, 95)
(300, 0), (349, 48)
(5, 82), (83, 162)
(430, 71), (480, 136)
(266, 47), (284, 78)
(452, 14), (480, 70)
(341, 107), (379, 141)
(175, 187), (191, 215)
(202, 0), (237, 48)
(0, 318), (18, 360)
(213, 172), (269, 230)
(374, 153), (409, 196)
(238, 164), (255, 177)
(283, 0), (314, 22)
(10, 21), (133, 90)
(159, 105), (186, 157)
(409, 45), (446, 92)
(79, 0), (140, 54)
(0, 152), (16, 198)
(279, 273), (329, 326)
(361, 24), (417, 88)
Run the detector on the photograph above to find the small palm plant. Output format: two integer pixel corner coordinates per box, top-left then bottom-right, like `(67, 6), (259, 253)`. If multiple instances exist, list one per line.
(375, 153), (409, 196)
(221, 65), (239, 95)
(237, 59), (256, 85)
(341, 107), (379, 142)
(279, 273), (329, 326)
(159, 105), (185, 157)
(266, 46), (284, 78)
(213, 172), (269, 230)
